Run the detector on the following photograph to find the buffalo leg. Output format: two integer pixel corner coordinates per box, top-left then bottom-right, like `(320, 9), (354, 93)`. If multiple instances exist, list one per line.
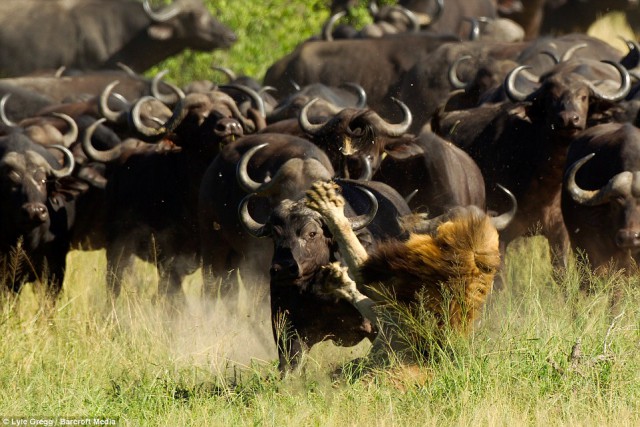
(106, 238), (136, 299)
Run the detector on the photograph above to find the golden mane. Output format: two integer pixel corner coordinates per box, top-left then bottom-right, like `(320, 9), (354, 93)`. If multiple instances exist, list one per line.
(360, 208), (500, 333)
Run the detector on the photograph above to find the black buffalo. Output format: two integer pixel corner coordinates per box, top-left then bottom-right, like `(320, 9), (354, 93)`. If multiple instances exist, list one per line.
(238, 163), (411, 371)
(433, 58), (631, 268)
(198, 134), (335, 296)
(562, 122), (640, 273)
(0, 0), (236, 76)
(0, 133), (75, 297)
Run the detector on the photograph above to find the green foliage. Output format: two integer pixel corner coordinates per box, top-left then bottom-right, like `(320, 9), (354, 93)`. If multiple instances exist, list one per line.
(149, 0), (330, 86)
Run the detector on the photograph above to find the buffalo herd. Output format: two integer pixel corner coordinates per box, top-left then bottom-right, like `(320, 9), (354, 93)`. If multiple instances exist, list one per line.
(1, 0), (640, 372)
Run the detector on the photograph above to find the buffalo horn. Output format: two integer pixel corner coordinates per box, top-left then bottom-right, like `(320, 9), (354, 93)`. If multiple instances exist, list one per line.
(620, 37), (640, 70)
(130, 95), (169, 137)
(46, 144), (76, 178)
(412, 0), (443, 27)
(387, 6), (420, 33)
(464, 17), (481, 41)
(151, 69), (185, 105)
(212, 65), (237, 82)
(340, 82), (368, 108)
(116, 62), (138, 78)
(322, 10), (346, 41)
(81, 118), (124, 163)
(448, 55), (472, 90)
(299, 98), (327, 135)
(238, 194), (271, 238)
(586, 60), (631, 102)
(565, 153), (634, 206)
(358, 155), (372, 181)
(219, 84), (266, 118)
(143, 0), (181, 22)
(504, 65), (535, 102)
(0, 94), (17, 127)
(369, 97), (412, 137)
(236, 143), (269, 194)
(491, 184), (517, 231)
(99, 81), (127, 123)
(50, 113), (79, 148)
(560, 43), (588, 62)
(346, 184), (379, 231)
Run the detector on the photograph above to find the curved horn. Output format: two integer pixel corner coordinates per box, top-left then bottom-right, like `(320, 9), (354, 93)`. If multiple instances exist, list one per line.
(46, 144), (75, 178)
(619, 37), (640, 70)
(54, 66), (66, 78)
(299, 98), (328, 135)
(340, 82), (368, 108)
(131, 95), (189, 138)
(212, 65), (237, 82)
(151, 69), (185, 105)
(560, 43), (588, 62)
(322, 10), (346, 41)
(143, 0), (181, 22)
(219, 84), (266, 118)
(0, 94), (17, 127)
(464, 17), (481, 41)
(491, 184), (517, 231)
(387, 6), (420, 33)
(539, 50), (560, 65)
(564, 153), (629, 206)
(238, 194), (271, 238)
(358, 155), (372, 181)
(346, 185), (379, 231)
(99, 80), (127, 123)
(130, 95), (168, 137)
(116, 62), (138, 77)
(413, 0), (443, 27)
(405, 189), (419, 204)
(369, 97), (412, 137)
(81, 118), (128, 163)
(431, 0), (444, 25)
(236, 143), (269, 194)
(586, 60), (631, 102)
(504, 65), (535, 102)
(448, 55), (472, 90)
(50, 113), (78, 147)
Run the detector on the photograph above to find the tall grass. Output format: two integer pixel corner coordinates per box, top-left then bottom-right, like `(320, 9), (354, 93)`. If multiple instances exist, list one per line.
(2, 236), (640, 425)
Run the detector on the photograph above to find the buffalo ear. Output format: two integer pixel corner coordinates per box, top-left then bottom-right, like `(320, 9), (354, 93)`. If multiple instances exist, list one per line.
(383, 139), (424, 160)
(148, 24), (174, 40)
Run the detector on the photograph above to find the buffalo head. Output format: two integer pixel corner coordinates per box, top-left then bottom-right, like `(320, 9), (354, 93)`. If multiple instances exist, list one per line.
(298, 97), (420, 177)
(239, 180), (378, 289)
(504, 59), (631, 136)
(566, 153), (640, 254)
(0, 135), (74, 250)
(143, 0), (237, 51)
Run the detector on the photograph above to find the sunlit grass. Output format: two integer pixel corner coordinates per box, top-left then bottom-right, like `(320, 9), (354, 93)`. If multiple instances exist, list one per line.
(2, 235), (640, 425)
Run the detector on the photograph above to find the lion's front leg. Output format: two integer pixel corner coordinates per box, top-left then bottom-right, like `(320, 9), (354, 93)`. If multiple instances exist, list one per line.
(306, 180), (369, 280)
(314, 262), (379, 324)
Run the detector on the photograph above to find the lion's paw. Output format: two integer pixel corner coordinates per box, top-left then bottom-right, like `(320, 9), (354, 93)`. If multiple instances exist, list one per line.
(305, 180), (345, 219)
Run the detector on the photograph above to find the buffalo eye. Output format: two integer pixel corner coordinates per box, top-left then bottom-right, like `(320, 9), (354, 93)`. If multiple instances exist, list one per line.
(307, 231), (317, 239)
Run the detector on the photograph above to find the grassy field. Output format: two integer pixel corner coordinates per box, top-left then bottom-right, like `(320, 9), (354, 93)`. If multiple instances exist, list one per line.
(2, 237), (640, 426)
(2, 2), (640, 426)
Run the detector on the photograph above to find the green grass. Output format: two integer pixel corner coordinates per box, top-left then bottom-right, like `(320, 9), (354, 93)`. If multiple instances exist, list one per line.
(2, 236), (640, 426)
(147, 0), (389, 86)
